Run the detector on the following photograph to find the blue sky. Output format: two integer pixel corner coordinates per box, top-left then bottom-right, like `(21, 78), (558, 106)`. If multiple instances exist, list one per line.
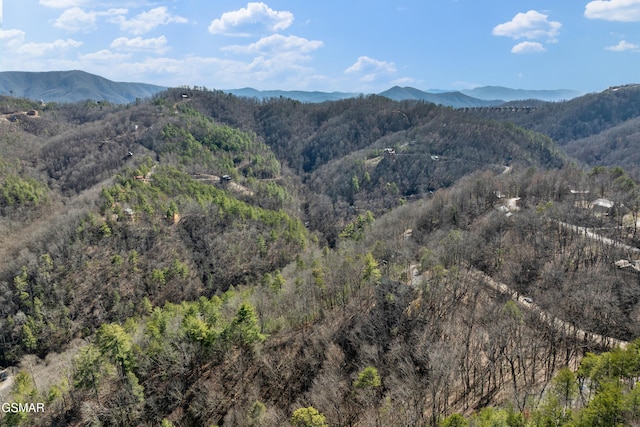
(1, 1), (640, 93)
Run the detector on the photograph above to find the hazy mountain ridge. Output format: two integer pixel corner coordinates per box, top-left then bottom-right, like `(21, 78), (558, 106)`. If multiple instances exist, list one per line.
(460, 85), (582, 102)
(1, 70), (582, 107)
(377, 86), (503, 108)
(0, 70), (166, 104)
(224, 87), (359, 103)
(228, 85), (581, 106)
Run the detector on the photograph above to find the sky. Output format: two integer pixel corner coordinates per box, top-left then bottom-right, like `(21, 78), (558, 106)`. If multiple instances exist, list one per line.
(1, 1), (640, 94)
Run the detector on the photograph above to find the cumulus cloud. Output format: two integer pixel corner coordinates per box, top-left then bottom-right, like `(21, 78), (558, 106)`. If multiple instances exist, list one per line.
(104, 8), (128, 17)
(220, 35), (323, 86)
(54, 7), (97, 31)
(80, 49), (130, 62)
(0, 29), (26, 40)
(114, 7), (187, 35)
(16, 38), (82, 56)
(585, 0), (640, 21)
(605, 40), (640, 51)
(53, 8), (127, 32)
(493, 10), (561, 41)
(111, 36), (169, 53)
(222, 34), (323, 55)
(345, 56), (396, 82)
(91, 56), (245, 87)
(209, 2), (294, 36)
(246, 54), (312, 80)
(345, 56), (396, 74)
(511, 41), (546, 54)
(0, 29), (26, 49)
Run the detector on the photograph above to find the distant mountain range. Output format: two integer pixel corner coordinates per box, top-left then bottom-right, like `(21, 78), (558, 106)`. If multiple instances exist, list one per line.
(0, 70), (166, 104)
(378, 86), (502, 108)
(0, 70), (583, 106)
(224, 87), (359, 103)
(460, 86), (582, 102)
(226, 85), (582, 106)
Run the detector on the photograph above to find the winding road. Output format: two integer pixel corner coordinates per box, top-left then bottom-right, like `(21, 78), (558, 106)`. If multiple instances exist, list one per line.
(556, 221), (640, 254)
(483, 219), (640, 349)
(409, 218), (637, 350)
(468, 269), (629, 349)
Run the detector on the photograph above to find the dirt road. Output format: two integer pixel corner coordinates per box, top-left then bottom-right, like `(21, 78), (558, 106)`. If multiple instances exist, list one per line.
(468, 269), (628, 349)
(557, 221), (640, 254)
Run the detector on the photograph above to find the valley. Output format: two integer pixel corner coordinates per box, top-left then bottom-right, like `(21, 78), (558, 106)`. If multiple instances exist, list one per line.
(0, 84), (640, 426)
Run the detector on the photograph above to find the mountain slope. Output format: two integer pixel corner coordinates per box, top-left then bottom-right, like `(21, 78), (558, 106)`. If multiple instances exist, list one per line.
(177, 89), (565, 246)
(378, 86), (502, 107)
(0, 70), (166, 104)
(475, 84), (640, 143)
(471, 84), (640, 174)
(461, 85), (582, 102)
(1, 89), (638, 426)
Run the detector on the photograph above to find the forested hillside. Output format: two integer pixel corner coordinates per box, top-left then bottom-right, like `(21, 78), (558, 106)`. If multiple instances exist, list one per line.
(471, 84), (640, 177)
(1, 88), (639, 426)
(178, 90), (564, 245)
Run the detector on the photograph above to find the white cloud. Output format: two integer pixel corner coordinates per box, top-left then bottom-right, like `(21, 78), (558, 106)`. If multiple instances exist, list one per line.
(120, 57), (186, 76)
(100, 56), (246, 87)
(220, 35), (323, 87)
(511, 41), (546, 54)
(0, 29), (26, 40)
(585, 0), (640, 21)
(80, 49), (130, 62)
(111, 36), (169, 54)
(103, 8), (128, 17)
(222, 34), (323, 55)
(245, 54), (314, 81)
(0, 29), (26, 49)
(54, 7), (97, 32)
(39, 0), (147, 8)
(115, 7), (187, 35)
(76, 44), (325, 90)
(1, 44), (324, 89)
(53, 8), (127, 32)
(345, 56), (396, 82)
(605, 39), (640, 51)
(493, 10), (561, 41)
(208, 2), (294, 36)
(39, 0), (89, 8)
(16, 39), (83, 56)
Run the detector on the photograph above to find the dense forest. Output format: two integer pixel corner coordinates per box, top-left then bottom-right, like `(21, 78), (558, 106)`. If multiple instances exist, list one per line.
(0, 86), (639, 426)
